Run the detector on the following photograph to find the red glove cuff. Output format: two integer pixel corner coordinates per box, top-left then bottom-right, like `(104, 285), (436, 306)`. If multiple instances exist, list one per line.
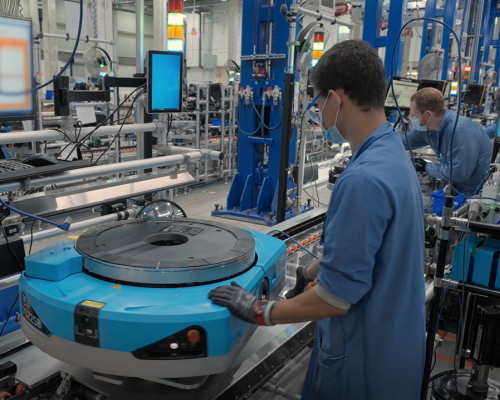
(253, 300), (269, 326)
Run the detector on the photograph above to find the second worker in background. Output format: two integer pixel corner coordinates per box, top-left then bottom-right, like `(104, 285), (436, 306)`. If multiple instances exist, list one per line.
(403, 87), (492, 196)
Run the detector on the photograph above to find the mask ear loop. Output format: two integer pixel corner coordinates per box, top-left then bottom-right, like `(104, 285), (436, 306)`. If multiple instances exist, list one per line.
(321, 92), (331, 114)
(333, 93), (342, 127)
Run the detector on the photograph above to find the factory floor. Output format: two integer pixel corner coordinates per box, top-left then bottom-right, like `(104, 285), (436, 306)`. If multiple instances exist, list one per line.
(23, 180), (500, 399)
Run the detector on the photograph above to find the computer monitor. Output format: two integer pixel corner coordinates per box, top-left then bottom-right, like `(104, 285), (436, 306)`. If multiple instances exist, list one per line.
(384, 77), (420, 111)
(209, 83), (222, 102)
(0, 15), (34, 122)
(146, 51), (183, 114)
(462, 84), (487, 108)
(418, 79), (448, 94)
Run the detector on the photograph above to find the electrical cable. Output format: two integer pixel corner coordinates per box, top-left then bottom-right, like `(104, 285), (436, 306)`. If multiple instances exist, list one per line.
(70, 84), (146, 153)
(474, 166), (495, 195)
(1, 0), (83, 97)
(75, 84), (146, 147)
(49, 128), (72, 143)
(94, 89), (145, 163)
(29, 220), (35, 255)
(0, 294), (18, 337)
(79, 143), (94, 162)
(0, 198), (71, 231)
(56, 121), (82, 160)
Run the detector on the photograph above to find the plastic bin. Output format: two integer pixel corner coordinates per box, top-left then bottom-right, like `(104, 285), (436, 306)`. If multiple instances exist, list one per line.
(211, 119), (228, 127)
(431, 189), (465, 216)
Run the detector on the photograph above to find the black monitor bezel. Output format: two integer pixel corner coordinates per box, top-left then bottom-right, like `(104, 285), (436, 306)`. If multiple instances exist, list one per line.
(146, 50), (183, 114)
(418, 79), (448, 94)
(461, 83), (487, 108)
(384, 76), (421, 112)
(0, 15), (35, 123)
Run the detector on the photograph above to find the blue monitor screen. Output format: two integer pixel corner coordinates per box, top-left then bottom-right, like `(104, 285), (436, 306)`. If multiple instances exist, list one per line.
(148, 52), (182, 113)
(0, 16), (34, 121)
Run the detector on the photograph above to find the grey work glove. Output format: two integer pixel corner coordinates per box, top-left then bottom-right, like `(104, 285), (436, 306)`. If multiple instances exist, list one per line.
(209, 281), (258, 324)
(285, 266), (312, 299)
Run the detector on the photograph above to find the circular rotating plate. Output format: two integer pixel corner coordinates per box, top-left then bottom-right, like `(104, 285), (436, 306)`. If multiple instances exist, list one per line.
(76, 218), (256, 286)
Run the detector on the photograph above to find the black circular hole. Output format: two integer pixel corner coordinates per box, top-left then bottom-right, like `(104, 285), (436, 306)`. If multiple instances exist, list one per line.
(145, 233), (189, 246)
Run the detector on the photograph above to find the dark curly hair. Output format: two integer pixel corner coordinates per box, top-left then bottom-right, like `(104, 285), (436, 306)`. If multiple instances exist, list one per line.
(310, 40), (386, 112)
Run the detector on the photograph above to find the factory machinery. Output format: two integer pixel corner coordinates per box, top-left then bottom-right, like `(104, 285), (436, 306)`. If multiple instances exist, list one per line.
(0, 204), (328, 400)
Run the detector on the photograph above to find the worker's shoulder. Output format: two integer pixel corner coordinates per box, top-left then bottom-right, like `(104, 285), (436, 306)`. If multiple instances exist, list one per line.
(456, 115), (483, 133)
(339, 161), (402, 194)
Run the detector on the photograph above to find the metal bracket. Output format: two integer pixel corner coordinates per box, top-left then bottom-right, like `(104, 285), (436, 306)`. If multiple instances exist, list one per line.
(20, 178), (30, 192)
(439, 229), (451, 240)
(434, 277), (443, 288)
(241, 54), (286, 61)
(55, 372), (73, 398)
(248, 137), (274, 145)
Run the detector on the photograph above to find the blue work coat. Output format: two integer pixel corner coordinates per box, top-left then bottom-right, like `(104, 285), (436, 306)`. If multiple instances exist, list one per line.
(402, 110), (492, 196)
(484, 123), (496, 140)
(302, 122), (426, 400)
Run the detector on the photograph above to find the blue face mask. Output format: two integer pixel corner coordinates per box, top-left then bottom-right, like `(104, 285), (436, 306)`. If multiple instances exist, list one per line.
(319, 93), (346, 144)
(410, 115), (427, 132)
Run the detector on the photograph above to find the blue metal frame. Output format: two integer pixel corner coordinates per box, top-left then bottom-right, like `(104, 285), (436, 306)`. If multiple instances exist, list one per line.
(441, 0), (459, 80)
(417, 0), (459, 81)
(362, 0), (407, 79)
(213, 0), (311, 225)
(474, 0), (494, 82)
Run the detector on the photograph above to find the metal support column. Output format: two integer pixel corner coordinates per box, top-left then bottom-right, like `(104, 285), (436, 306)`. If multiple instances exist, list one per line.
(383, 0), (407, 78)
(441, 0), (460, 80)
(136, 0), (146, 163)
(474, 0), (493, 82)
(419, 0), (438, 61)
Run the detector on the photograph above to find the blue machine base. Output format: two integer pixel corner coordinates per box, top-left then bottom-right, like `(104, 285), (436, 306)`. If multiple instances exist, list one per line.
(212, 206), (314, 226)
(19, 229), (287, 380)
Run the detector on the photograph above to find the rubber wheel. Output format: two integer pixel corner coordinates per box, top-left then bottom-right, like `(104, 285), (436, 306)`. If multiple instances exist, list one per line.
(0, 392), (12, 399)
(259, 278), (269, 301)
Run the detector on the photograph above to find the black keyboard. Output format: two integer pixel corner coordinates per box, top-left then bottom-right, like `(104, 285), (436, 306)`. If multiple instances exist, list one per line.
(0, 160), (94, 184)
(0, 161), (33, 174)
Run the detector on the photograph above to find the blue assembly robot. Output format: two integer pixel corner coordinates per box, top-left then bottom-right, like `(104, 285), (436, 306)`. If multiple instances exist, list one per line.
(18, 218), (286, 382)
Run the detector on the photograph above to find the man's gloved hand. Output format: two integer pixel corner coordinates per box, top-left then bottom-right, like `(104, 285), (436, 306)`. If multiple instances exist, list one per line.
(285, 266), (312, 299)
(209, 281), (275, 326)
(414, 158), (428, 173)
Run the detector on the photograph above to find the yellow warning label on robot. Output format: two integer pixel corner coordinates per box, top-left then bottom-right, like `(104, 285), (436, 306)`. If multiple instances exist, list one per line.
(81, 300), (106, 309)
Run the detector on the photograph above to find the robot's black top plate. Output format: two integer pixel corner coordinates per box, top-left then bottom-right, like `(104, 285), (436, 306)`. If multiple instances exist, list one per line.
(76, 218), (256, 286)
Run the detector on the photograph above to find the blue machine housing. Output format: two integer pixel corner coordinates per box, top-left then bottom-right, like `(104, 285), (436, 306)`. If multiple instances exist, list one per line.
(211, 0), (313, 225)
(19, 222), (286, 380)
